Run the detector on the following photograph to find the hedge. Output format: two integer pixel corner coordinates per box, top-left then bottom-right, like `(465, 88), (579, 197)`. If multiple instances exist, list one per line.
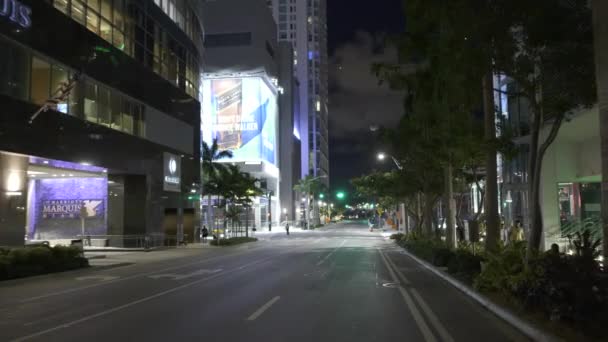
(210, 237), (258, 246)
(0, 245), (89, 280)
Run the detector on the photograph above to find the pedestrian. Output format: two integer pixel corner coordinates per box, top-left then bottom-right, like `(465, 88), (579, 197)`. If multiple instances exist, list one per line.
(286, 223), (290, 236)
(509, 220), (524, 243)
(202, 225), (209, 243)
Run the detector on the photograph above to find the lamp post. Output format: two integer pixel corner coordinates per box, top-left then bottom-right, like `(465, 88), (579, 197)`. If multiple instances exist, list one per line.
(377, 152), (407, 232)
(377, 152), (403, 170)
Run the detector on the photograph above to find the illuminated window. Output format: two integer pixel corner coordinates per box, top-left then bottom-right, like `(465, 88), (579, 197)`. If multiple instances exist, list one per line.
(30, 57), (51, 106)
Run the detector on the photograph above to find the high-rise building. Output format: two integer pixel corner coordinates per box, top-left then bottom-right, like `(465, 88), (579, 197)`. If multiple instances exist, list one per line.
(268, 0), (329, 185)
(0, 0), (203, 246)
(200, 0), (301, 226)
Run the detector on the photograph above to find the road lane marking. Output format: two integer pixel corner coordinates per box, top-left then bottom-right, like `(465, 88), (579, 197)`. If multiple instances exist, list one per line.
(148, 269), (222, 280)
(316, 239), (346, 266)
(384, 251), (454, 342)
(378, 249), (437, 342)
(75, 276), (119, 282)
(19, 245), (268, 303)
(246, 296), (281, 321)
(9, 257), (274, 342)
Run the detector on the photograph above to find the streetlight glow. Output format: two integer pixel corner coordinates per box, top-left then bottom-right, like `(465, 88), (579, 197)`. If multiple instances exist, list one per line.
(377, 152), (386, 161)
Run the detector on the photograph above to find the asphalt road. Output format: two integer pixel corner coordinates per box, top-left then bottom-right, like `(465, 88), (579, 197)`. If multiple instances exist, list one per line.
(0, 221), (529, 342)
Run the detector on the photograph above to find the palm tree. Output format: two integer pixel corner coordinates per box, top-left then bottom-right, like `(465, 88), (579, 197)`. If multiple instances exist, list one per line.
(202, 139), (233, 229)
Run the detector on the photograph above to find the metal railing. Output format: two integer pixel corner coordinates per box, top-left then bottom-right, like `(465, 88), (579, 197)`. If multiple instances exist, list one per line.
(75, 234), (183, 249)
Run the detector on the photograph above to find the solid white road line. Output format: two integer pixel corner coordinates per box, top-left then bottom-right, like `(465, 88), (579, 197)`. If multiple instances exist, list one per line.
(9, 257), (273, 342)
(384, 250), (454, 342)
(246, 296), (281, 321)
(378, 249), (437, 342)
(316, 239), (346, 266)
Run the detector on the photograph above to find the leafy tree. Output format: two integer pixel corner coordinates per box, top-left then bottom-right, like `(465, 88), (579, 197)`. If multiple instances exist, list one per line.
(376, 0), (595, 258)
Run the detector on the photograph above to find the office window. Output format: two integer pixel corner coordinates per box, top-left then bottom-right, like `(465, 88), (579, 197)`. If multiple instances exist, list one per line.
(111, 93), (122, 130)
(97, 86), (111, 126)
(55, 0), (69, 14)
(100, 19), (112, 42)
(100, 0), (112, 19)
(87, 0), (100, 13)
(134, 104), (145, 137)
(0, 37), (29, 100)
(71, 0), (86, 24)
(50, 66), (69, 113)
(121, 100), (134, 134)
(84, 82), (98, 122)
(86, 9), (100, 34)
(30, 57), (51, 106)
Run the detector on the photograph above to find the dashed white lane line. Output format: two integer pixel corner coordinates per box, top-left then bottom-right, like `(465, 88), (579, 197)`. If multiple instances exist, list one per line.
(316, 239), (347, 266)
(246, 296), (281, 321)
(9, 257), (273, 342)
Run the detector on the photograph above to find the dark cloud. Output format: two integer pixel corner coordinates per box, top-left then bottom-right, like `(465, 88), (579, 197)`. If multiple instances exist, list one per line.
(329, 31), (404, 186)
(329, 32), (403, 138)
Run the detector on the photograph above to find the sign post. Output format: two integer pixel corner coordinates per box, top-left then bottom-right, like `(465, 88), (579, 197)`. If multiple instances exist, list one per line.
(80, 204), (87, 245)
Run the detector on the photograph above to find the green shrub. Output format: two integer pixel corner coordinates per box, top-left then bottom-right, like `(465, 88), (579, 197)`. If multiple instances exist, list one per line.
(210, 237), (258, 246)
(390, 233), (405, 240)
(447, 249), (483, 280)
(0, 245), (88, 281)
(474, 241), (527, 295)
(432, 247), (455, 267)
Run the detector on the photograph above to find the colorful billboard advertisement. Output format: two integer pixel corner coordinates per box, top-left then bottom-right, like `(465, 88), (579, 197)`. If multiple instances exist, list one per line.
(202, 77), (277, 165)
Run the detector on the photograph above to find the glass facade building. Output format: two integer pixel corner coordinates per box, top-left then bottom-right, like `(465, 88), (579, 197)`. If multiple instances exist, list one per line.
(269, 0), (329, 183)
(49, 0), (202, 97)
(0, 0), (203, 247)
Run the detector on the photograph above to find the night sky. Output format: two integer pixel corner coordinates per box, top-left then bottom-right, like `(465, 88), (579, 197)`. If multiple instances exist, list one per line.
(327, 0), (405, 193)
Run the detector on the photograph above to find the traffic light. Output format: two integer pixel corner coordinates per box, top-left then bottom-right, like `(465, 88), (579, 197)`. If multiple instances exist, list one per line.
(319, 193), (325, 199)
(336, 191), (345, 200)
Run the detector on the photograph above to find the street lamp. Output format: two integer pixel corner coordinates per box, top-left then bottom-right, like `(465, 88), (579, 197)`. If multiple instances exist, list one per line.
(376, 152), (403, 170)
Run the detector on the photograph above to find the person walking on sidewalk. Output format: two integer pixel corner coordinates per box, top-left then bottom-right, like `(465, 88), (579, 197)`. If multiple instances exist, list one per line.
(285, 223), (290, 236)
(202, 226), (209, 243)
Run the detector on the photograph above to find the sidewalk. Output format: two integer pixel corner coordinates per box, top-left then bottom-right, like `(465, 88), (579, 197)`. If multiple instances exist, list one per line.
(84, 245), (211, 268)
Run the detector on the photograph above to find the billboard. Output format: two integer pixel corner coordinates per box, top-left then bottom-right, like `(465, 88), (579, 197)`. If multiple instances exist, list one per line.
(202, 77), (277, 165)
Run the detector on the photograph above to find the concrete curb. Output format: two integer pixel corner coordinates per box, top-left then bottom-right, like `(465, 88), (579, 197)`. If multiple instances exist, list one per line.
(400, 248), (562, 342)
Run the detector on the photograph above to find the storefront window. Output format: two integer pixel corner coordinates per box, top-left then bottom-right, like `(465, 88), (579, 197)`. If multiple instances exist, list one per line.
(30, 57), (51, 106)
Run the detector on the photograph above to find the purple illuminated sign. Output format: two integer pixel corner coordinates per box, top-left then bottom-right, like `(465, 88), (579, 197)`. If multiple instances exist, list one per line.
(0, 0), (32, 29)
(28, 156), (106, 173)
(29, 178), (108, 240)
(41, 199), (104, 219)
